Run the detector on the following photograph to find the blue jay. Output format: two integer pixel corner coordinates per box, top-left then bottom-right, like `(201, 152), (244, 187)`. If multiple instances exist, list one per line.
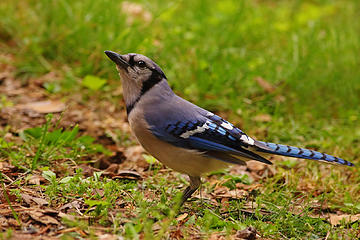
(104, 51), (354, 205)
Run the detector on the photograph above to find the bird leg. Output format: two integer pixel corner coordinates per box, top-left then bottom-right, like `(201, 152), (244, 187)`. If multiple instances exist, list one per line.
(180, 176), (201, 206)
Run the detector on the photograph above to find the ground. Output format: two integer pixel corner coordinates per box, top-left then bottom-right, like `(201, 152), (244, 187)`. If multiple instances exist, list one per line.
(0, 0), (360, 239)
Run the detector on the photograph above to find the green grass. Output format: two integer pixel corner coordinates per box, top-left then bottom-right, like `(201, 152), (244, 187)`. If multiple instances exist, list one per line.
(1, 0), (359, 117)
(0, 116), (359, 238)
(1, 114), (108, 171)
(1, 0), (360, 239)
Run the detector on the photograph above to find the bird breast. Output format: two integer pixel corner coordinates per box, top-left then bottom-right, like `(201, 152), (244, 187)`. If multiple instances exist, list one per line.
(127, 102), (229, 176)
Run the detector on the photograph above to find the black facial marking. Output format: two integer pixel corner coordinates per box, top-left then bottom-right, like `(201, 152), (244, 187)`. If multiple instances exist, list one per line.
(140, 70), (163, 96)
(126, 69), (165, 115)
(126, 103), (135, 115)
(126, 55), (167, 116)
(129, 54), (136, 66)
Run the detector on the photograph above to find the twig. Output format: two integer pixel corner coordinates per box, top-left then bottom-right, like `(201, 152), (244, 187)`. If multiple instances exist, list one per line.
(1, 173), (14, 183)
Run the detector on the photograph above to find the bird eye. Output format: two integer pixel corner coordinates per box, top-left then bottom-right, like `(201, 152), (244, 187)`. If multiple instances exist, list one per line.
(137, 60), (146, 68)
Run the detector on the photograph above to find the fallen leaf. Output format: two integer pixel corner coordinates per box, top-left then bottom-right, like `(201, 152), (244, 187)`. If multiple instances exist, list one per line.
(176, 213), (188, 221)
(236, 227), (257, 240)
(254, 77), (275, 93)
(120, 145), (149, 171)
(21, 193), (48, 206)
(212, 187), (247, 199)
(59, 200), (82, 212)
(16, 231), (38, 237)
(58, 212), (76, 222)
(78, 164), (97, 177)
(247, 160), (267, 171)
(252, 114), (272, 122)
(20, 100), (65, 113)
(28, 175), (45, 185)
(236, 183), (262, 191)
(98, 234), (120, 240)
(329, 213), (360, 226)
(152, 223), (161, 232)
(104, 163), (119, 174)
(7, 218), (20, 227)
(124, 145), (145, 162)
(29, 210), (60, 225)
(0, 217), (7, 227)
(208, 233), (220, 240)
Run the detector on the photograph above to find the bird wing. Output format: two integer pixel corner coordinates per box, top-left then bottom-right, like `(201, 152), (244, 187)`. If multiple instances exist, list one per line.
(146, 103), (272, 165)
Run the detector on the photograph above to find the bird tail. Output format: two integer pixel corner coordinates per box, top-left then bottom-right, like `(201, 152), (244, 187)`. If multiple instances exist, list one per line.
(254, 141), (354, 167)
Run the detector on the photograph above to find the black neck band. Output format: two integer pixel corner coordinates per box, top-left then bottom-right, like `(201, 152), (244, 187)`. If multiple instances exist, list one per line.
(126, 71), (165, 115)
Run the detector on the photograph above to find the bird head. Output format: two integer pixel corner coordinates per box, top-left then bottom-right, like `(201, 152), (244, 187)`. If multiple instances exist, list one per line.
(105, 51), (167, 111)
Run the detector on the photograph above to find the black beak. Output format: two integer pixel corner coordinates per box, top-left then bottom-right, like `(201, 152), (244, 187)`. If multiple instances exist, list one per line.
(104, 51), (130, 69)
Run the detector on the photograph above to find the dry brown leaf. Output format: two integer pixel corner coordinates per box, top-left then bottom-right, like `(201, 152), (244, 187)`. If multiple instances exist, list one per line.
(59, 200), (82, 212)
(21, 193), (48, 206)
(3, 233), (34, 240)
(247, 160), (267, 171)
(98, 234), (120, 240)
(0, 216), (21, 228)
(28, 175), (45, 185)
(329, 213), (360, 226)
(0, 161), (13, 171)
(252, 114), (272, 122)
(254, 77), (275, 93)
(152, 222), (161, 232)
(78, 164), (97, 177)
(212, 187), (247, 199)
(208, 233), (224, 240)
(124, 145), (145, 162)
(7, 218), (20, 227)
(29, 210), (60, 225)
(229, 165), (248, 176)
(20, 100), (65, 113)
(236, 227), (257, 240)
(120, 145), (149, 171)
(104, 163), (119, 174)
(58, 212), (76, 222)
(236, 183), (262, 191)
(176, 213), (188, 221)
(0, 217), (7, 227)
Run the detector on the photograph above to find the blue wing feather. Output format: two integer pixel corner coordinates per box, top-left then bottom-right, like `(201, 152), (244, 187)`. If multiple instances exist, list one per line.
(148, 111), (272, 164)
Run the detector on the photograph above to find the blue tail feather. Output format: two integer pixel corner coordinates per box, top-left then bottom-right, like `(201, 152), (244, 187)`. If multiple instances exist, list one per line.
(256, 141), (354, 167)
